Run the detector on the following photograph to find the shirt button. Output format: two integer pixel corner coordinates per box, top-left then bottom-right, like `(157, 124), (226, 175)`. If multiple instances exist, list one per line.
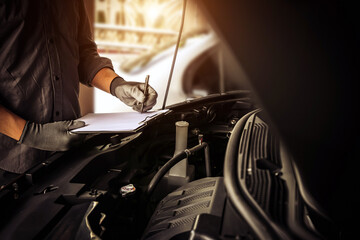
(49, 38), (54, 44)
(54, 75), (59, 81)
(55, 111), (60, 116)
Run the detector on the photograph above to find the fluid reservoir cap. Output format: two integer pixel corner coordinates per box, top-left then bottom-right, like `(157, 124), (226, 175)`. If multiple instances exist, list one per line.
(175, 121), (189, 127)
(120, 184), (136, 197)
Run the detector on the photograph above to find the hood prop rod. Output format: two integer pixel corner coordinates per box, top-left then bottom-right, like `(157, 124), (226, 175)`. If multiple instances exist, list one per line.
(162, 0), (187, 110)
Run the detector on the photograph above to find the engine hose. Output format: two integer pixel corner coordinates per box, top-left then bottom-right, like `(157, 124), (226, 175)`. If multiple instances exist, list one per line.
(147, 142), (210, 196)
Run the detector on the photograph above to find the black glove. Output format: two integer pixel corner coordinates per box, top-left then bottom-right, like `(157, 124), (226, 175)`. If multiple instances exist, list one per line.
(110, 77), (158, 112)
(18, 120), (86, 151)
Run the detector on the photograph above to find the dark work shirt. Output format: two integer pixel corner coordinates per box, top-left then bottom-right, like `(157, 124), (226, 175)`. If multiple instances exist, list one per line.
(0, 0), (113, 173)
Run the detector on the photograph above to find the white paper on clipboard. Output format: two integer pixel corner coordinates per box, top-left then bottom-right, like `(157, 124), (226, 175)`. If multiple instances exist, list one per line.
(71, 109), (169, 134)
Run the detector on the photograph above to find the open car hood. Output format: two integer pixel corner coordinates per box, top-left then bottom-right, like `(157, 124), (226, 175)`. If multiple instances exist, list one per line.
(198, 0), (359, 225)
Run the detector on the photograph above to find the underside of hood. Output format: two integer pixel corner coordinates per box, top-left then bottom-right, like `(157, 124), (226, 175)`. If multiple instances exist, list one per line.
(198, 0), (359, 230)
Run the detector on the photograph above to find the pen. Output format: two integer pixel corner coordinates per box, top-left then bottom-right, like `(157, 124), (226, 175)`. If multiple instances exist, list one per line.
(141, 75), (150, 113)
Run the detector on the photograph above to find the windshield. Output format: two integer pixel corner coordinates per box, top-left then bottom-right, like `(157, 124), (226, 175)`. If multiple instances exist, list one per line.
(88, 0), (246, 113)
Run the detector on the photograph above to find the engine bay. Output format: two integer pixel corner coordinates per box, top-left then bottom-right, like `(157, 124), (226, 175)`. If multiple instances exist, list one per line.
(0, 92), (256, 239)
(0, 91), (345, 239)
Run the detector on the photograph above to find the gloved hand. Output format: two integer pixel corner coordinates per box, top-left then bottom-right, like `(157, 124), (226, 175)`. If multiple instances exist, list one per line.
(110, 77), (158, 112)
(18, 120), (86, 151)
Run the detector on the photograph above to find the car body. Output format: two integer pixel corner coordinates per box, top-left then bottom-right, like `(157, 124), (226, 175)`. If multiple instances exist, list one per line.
(94, 29), (220, 113)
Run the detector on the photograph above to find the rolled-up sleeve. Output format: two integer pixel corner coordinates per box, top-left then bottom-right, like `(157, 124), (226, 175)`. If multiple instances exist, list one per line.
(77, 0), (113, 86)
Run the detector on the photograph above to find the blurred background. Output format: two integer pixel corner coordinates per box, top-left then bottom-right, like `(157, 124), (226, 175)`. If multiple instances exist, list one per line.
(79, 0), (247, 115)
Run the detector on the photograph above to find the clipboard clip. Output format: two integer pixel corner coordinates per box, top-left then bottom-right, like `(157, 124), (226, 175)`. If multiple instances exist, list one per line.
(138, 110), (171, 125)
(138, 109), (171, 126)
(138, 114), (158, 125)
(139, 114), (153, 125)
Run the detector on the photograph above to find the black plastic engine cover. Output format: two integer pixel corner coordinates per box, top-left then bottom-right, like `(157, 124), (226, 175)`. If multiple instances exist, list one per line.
(142, 177), (226, 240)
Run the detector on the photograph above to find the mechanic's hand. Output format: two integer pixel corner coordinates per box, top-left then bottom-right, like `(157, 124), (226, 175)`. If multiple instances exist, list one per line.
(110, 77), (158, 112)
(18, 120), (86, 151)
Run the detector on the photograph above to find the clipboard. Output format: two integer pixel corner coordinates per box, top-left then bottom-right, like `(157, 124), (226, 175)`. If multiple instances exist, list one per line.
(71, 109), (169, 134)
